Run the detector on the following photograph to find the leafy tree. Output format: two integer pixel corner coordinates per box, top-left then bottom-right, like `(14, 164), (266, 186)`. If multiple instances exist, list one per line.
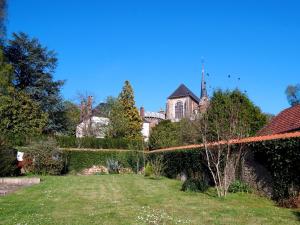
(0, 88), (48, 142)
(208, 89), (267, 136)
(197, 89), (267, 197)
(5, 32), (65, 133)
(63, 101), (80, 136)
(285, 84), (300, 106)
(149, 120), (180, 150)
(109, 81), (142, 139)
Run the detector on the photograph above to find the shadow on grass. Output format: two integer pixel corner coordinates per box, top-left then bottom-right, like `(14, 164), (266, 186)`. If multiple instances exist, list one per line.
(292, 211), (300, 221)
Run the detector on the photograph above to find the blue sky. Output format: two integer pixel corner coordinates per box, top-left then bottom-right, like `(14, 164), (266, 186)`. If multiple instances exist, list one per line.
(7, 0), (300, 114)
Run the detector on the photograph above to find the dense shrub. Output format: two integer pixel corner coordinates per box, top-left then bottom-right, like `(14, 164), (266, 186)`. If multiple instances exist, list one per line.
(228, 180), (252, 193)
(181, 178), (209, 192)
(25, 139), (65, 175)
(0, 141), (20, 177)
(148, 120), (180, 150)
(65, 150), (144, 173)
(56, 136), (144, 150)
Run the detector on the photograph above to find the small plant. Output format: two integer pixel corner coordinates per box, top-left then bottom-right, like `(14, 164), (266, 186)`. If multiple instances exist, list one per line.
(228, 180), (252, 193)
(181, 178), (209, 192)
(106, 159), (121, 174)
(144, 163), (153, 177)
(149, 156), (166, 178)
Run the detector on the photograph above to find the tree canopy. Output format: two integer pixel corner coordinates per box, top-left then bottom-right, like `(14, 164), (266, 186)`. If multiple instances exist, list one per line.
(0, 88), (48, 143)
(149, 120), (180, 150)
(5, 32), (65, 133)
(205, 89), (267, 139)
(285, 84), (300, 106)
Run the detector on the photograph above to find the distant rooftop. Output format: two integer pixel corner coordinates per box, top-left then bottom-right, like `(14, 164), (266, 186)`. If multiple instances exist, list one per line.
(144, 111), (165, 120)
(258, 104), (300, 136)
(168, 84), (200, 103)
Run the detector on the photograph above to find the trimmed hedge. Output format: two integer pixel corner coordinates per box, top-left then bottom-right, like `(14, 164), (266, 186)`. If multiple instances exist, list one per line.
(64, 150), (144, 173)
(251, 138), (300, 201)
(56, 136), (144, 150)
(146, 149), (211, 181)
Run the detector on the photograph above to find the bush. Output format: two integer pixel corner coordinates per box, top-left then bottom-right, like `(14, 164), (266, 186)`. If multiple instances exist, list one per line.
(106, 159), (121, 174)
(144, 163), (153, 177)
(0, 141), (20, 177)
(55, 136), (144, 150)
(65, 150), (144, 173)
(228, 180), (252, 193)
(148, 156), (166, 177)
(25, 138), (65, 175)
(181, 178), (209, 192)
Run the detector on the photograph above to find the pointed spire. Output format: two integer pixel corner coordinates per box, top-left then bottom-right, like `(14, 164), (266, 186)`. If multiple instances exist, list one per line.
(200, 60), (208, 99)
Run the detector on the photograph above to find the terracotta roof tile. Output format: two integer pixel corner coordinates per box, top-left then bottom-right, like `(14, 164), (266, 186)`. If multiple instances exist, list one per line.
(258, 104), (300, 136)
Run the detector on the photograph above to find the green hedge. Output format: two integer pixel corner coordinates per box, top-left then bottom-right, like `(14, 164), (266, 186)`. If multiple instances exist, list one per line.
(56, 136), (144, 150)
(64, 150), (144, 172)
(251, 138), (300, 201)
(146, 149), (211, 181)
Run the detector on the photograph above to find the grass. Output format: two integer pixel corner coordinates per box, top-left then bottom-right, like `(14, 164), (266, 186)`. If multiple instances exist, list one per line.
(0, 175), (299, 225)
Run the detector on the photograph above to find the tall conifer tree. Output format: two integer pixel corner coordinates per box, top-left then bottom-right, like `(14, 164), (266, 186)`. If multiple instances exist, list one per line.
(118, 80), (142, 139)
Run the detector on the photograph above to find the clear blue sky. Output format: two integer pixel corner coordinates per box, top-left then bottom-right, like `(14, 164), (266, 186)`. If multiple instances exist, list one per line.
(7, 0), (300, 114)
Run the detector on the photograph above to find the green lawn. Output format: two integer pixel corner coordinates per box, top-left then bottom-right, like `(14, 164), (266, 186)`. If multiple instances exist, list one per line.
(0, 175), (299, 225)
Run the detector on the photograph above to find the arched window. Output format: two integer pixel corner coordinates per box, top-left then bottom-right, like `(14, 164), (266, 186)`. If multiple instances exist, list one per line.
(175, 101), (184, 119)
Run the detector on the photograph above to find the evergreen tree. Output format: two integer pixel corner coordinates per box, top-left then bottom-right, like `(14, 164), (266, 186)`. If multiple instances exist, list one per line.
(5, 32), (65, 133)
(109, 81), (142, 139)
(118, 81), (142, 139)
(0, 88), (48, 143)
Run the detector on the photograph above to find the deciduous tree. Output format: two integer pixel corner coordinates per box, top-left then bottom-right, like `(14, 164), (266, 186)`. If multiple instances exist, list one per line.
(197, 89), (267, 197)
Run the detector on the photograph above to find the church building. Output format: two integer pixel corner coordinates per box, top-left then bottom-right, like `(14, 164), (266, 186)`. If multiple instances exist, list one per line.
(166, 64), (209, 122)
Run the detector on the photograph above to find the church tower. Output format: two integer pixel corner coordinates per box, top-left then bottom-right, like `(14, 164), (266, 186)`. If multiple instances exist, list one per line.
(199, 62), (209, 113)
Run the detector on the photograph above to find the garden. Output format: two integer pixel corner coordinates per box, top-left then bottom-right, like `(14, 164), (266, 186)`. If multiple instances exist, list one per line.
(1, 175), (300, 225)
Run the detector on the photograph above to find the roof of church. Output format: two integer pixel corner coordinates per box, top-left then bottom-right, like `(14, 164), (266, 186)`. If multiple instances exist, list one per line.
(258, 104), (300, 136)
(168, 84), (200, 103)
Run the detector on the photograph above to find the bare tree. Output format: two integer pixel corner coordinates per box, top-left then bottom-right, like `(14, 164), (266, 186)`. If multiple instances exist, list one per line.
(197, 90), (250, 197)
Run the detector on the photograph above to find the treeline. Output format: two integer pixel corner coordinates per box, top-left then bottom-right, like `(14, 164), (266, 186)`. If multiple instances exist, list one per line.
(0, 1), (143, 145)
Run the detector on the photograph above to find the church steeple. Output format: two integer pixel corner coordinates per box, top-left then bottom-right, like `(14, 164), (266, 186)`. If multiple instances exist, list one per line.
(199, 60), (209, 113)
(200, 61), (208, 99)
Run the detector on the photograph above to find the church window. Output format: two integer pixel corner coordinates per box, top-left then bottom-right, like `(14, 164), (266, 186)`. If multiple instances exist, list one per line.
(175, 101), (184, 119)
